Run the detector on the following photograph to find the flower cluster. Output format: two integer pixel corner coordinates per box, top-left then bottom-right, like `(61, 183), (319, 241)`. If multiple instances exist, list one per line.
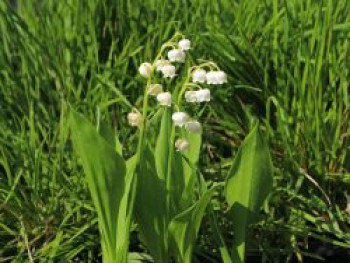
(131, 35), (227, 152)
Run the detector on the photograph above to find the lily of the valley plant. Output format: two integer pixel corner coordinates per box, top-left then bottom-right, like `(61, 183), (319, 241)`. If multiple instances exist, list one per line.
(130, 33), (228, 263)
(69, 33), (273, 263)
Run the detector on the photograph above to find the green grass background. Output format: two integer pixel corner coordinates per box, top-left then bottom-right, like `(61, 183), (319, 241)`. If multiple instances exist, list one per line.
(0, 0), (349, 261)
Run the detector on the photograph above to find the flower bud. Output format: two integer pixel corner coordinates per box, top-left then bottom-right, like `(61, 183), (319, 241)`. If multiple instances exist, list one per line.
(175, 138), (189, 152)
(161, 64), (176, 78)
(172, 112), (189, 127)
(167, 49), (186, 63)
(148, 84), (163, 96)
(192, 69), (206, 83)
(156, 92), (172, 106)
(139, 62), (152, 78)
(185, 121), (202, 134)
(127, 111), (142, 127)
(178, 39), (191, 51)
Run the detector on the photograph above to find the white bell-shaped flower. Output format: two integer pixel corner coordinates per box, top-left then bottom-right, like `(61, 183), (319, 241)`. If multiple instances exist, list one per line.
(139, 62), (152, 78)
(155, 59), (170, 72)
(206, 70), (227, 84)
(156, 92), (172, 106)
(195, 89), (211, 102)
(185, 121), (202, 134)
(148, 84), (163, 96)
(185, 91), (197, 103)
(127, 111), (142, 127)
(216, 71), (227, 84)
(178, 39), (191, 51)
(192, 69), (207, 83)
(161, 64), (176, 78)
(167, 49), (186, 63)
(206, 71), (218, 84)
(175, 138), (189, 152)
(185, 89), (211, 103)
(172, 112), (189, 127)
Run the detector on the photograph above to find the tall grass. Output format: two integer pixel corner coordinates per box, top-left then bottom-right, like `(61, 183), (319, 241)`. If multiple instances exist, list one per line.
(202, 0), (350, 259)
(0, 0), (349, 261)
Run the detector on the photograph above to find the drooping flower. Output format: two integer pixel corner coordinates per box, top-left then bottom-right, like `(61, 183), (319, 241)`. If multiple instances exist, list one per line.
(175, 138), (189, 152)
(185, 91), (197, 103)
(155, 59), (170, 72)
(167, 49), (186, 63)
(195, 89), (211, 102)
(216, 70), (227, 84)
(178, 39), (191, 51)
(148, 84), (163, 96)
(206, 70), (227, 84)
(161, 64), (176, 78)
(172, 112), (189, 127)
(185, 121), (202, 134)
(205, 71), (217, 84)
(127, 111), (142, 127)
(192, 69), (207, 83)
(185, 89), (211, 103)
(139, 62), (152, 78)
(157, 92), (172, 106)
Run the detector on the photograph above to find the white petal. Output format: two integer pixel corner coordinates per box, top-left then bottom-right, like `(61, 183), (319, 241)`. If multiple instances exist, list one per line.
(192, 69), (207, 83)
(185, 121), (202, 134)
(156, 92), (172, 106)
(148, 84), (163, 96)
(175, 138), (189, 152)
(196, 89), (211, 102)
(155, 59), (170, 71)
(139, 62), (152, 78)
(206, 71), (217, 84)
(167, 49), (186, 63)
(161, 64), (176, 78)
(216, 71), (227, 84)
(178, 39), (191, 51)
(172, 112), (189, 127)
(127, 111), (142, 127)
(185, 91), (197, 103)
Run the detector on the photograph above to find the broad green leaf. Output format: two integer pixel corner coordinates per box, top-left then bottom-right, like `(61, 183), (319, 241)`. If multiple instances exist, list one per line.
(170, 151), (185, 214)
(169, 186), (217, 263)
(168, 130), (202, 216)
(154, 108), (184, 216)
(181, 130), (202, 172)
(98, 121), (123, 156)
(114, 154), (137, 260)
(98, 121), (116, 147)
(155, 108), (171, 181)
(224, 123), (273, 263)
(135, 146), (168, 263)
(69, 110), (130, 263)
(180, 130), (202, 209)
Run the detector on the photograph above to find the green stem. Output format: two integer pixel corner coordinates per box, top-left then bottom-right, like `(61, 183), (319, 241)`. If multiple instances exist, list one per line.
(176, 75), (191, 108)
(136, 83), (150, 160)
